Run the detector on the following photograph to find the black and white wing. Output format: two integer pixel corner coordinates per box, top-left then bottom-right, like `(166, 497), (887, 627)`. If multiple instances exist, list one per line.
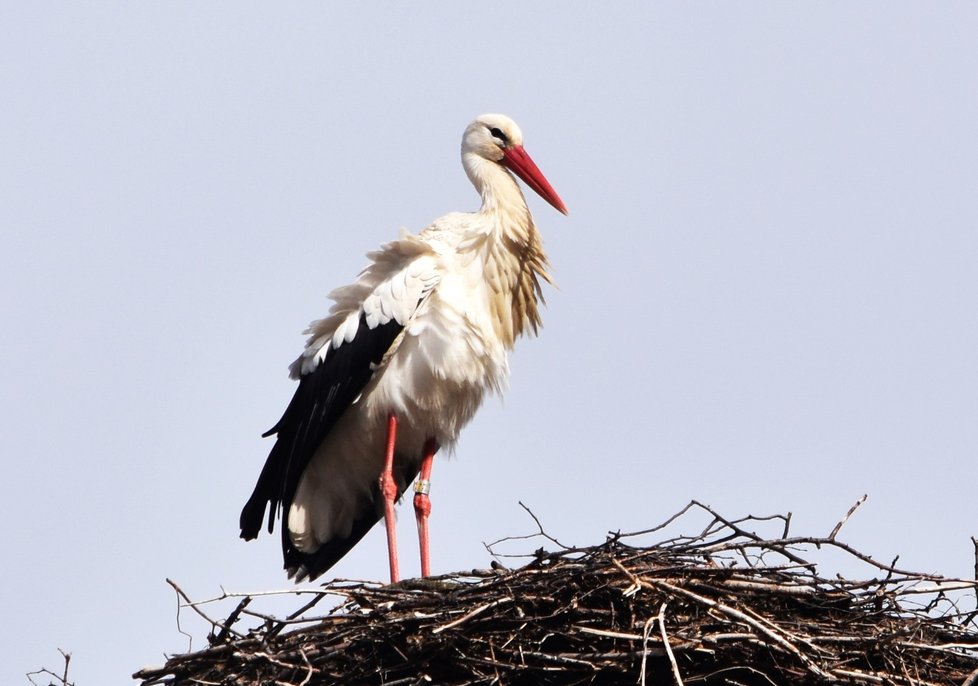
(239, 236), (440, 578)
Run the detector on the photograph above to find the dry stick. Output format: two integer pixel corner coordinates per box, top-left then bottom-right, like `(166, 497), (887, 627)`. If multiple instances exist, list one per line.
(648, 579), (833, 680)
(972, 537), (978, 582)
(167, 578), (244, 642)
(688, 501), (810, 567)
(729, 510), (794, 539)
(639, 615), (656, 686)
(483, 502), (581, 558)
(268, 589), (337, 640)
(214, 597), (251, 644)
(961, 666), (978, 686)
(60, 650), (71, 686)
(736, 603), (826, 657)
(518, 500), (574, 550)
(576, 625), (644, 641)
(780, 510), (793, 539)
(898, 641), (978, 655)
(894, 581), (978, 594)
(520, 651), (596, 668)
(832, 668), (887, 684)
(658, 602), (685, 686)
(167, 580), (196, 650)
(743, 535), (938, 580)
(620, 500), (700, 538)
(194, 586), (357, 605)
(26, 650), (74, 686)
(830, 494), (869, 540)
(698, 665), (780, 686)
(690, 500), (772, 544)
(433, 597), (514, 634)
(713, 577), (817, 596)
(243, 650), (311, 673)
(834, 667), (946, 686)
(611, 558), (643, 597)
(294, 648), (316, 686)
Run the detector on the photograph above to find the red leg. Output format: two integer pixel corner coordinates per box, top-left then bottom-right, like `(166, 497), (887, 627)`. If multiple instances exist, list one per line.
(413, 438), (439, 577)
(378, 413), (400, 583)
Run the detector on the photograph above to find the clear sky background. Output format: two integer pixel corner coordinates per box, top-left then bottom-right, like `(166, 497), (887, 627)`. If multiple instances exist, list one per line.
(3, 3), (977, 683)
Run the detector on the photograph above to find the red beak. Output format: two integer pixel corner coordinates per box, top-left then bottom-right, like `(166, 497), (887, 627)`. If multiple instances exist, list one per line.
(501, 146), (568, 215)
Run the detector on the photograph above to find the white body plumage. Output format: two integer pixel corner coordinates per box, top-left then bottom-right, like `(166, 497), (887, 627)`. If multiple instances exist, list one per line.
(289, 223), (514, 552)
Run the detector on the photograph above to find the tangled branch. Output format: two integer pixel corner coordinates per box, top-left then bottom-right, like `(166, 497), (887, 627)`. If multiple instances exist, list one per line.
(134, 500), (978, 685)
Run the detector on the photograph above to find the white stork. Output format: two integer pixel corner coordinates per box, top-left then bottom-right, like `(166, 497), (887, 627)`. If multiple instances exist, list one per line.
(239, 114), (567, 582)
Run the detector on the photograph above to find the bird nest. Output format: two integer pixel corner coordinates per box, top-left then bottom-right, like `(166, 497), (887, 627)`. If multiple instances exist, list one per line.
(134, 499), (978, 685)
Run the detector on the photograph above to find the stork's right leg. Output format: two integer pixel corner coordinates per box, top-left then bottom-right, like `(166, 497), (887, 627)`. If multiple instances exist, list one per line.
(413, 438), (439, 577)
(379, 412), (400, 583)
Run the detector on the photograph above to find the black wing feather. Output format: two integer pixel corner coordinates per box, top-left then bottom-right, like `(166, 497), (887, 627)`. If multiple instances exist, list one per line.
(239, 315), (403, 559)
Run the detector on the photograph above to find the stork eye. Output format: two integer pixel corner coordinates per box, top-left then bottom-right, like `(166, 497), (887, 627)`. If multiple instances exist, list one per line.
(488, 127), (510, 146)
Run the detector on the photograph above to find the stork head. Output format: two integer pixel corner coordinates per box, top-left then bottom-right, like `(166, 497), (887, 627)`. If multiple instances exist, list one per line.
(462, 114), (568, 215)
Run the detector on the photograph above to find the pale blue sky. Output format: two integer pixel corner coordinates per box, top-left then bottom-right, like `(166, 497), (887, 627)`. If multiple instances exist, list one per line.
(3, 4), (977, 683)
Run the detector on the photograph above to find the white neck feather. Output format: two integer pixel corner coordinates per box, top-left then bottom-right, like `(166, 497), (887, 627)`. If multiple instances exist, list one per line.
(463, 153), (531, 230)
(461, 151), (550, 347)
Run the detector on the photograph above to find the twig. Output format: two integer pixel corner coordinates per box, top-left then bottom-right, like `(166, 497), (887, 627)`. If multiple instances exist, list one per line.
(658, 602), (685, 686)
(830, 494), (868, 540)
(576, 625), (644, 641)
(518, 500), (574, 550)
(60, 650), (70, 686)
(620, 500), (700, 538)
(612, 558), (643, 597)
(26, 649), (73, 686)
(213, 597), (251, 644)
(167, 578), (244, 646)
(295, 648), (316, 686)
(433, 597), (514, 634)
(972, 537), (978, 582)
(639, 614), (656, 686)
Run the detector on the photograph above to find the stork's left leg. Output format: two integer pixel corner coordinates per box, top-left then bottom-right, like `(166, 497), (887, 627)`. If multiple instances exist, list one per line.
(413, 438), (439, 577)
